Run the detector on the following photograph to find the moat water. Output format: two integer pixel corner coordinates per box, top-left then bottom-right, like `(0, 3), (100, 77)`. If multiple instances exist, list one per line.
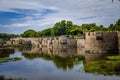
(0, 47), (120, 80)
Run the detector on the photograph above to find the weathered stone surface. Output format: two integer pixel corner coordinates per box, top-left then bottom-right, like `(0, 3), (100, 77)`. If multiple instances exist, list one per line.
(3, 31), (120, 53)
(6, 36), (77, 49)
(84, 31), (119, 53)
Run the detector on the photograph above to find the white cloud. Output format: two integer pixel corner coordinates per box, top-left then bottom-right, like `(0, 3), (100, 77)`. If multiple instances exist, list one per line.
(0, 0), (120, 33)
(0, 0), (58, 12)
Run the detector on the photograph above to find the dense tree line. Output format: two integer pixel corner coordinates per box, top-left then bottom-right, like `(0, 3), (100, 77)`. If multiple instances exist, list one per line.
(107, 19), (120, 31)
(1, 19), (120, 38)
(20, 18), (120, 37)
(0, 33), (20, 38)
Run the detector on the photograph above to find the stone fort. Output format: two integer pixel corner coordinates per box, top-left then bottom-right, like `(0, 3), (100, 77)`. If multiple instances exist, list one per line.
(3, 31), (120, 53)
(84, 31), (120, 53)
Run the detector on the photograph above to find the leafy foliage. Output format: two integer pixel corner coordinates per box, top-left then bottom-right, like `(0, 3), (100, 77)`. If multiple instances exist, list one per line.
(40, 28), (54, 36)
(0, 33), (20, 38)
(21, 29), (37, 37)
(20, 19), (120, 37)
(107, 19), (120, 31)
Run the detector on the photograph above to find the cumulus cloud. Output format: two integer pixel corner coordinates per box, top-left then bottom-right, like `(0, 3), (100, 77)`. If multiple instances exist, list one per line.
(0, 0), (120, 33)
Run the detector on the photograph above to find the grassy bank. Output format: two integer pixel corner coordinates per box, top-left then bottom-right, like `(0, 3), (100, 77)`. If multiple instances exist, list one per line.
(84, 55), (120, 75)
(107, 55), (120, 61)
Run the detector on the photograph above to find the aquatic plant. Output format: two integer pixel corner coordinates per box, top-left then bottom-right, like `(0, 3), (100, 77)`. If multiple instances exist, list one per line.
(0, 57), (22, 64)
(84, 55), (120, 75)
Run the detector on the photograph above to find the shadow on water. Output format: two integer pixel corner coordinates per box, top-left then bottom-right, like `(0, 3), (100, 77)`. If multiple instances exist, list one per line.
(0, 75), (25, 80)
(0, 48), (22, 64)
(0, 48), (14, 58)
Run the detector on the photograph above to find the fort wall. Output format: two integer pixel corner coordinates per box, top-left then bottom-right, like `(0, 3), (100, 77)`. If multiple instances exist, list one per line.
(4, 31), (120, 53)
(117, 32), (120, 51)
(84, 31), (118, 53)
(7, 36), (77, 49)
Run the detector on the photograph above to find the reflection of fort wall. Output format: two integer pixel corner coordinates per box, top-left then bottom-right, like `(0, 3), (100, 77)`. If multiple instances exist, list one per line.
(22, 47), (82, 70)
(77, 46), (118, 63)
(83, 53), (114, 63)
(52, 48), (77, 58)
(0, 48), (14, 58)
(21, 47), (42, 54)
(22, 47), (77, 58)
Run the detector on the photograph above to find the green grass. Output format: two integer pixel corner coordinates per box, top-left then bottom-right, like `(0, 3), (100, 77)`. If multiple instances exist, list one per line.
(107, 55), (120, 61)
(84, 55), (120, 75)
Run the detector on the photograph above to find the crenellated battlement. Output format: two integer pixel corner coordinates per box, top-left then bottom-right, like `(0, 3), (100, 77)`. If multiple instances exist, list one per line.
(3, 31), (120, 53)
(84, 31), (120, 53)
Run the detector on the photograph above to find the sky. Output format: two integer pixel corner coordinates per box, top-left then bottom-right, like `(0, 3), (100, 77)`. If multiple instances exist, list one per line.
(0, 0), (120, 34)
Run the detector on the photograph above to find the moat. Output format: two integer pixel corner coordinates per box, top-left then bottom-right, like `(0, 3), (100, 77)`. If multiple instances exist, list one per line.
(0, 47), (120, 80)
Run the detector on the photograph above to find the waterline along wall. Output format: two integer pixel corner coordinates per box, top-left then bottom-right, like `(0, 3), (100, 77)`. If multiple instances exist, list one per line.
(4, 31), (120, 53)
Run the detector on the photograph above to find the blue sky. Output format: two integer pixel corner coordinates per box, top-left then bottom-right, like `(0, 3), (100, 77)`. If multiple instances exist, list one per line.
(0, 0), (120, 34)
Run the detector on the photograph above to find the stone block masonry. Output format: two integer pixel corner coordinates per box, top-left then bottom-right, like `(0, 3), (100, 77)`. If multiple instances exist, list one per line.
(84, 31), (119, 53)
(4, 31), (120, 53)
(7, 35), (77, 49)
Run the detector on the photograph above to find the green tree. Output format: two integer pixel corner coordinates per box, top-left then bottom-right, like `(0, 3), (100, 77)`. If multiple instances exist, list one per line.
(107, 19), (120, 31)
(68, 26), (83, 35)
(107, 24), (114, 31)
(81, 23), (96, 31)
(21, 29), (37, 37)
(40, 28), (54, 36)
(66, 21), (73, 34)
(53, 20), (67, 36)
(0, 33), (20, 38)
(114, 19), (120, 31)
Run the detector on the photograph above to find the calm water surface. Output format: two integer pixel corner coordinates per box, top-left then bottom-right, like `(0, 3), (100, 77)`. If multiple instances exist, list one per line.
(0, 47), (120, 80)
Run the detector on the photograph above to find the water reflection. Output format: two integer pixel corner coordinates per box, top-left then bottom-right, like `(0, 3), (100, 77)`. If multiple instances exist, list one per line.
(0, 48), (14, 58)
(21, 47), (120, 73)
(22, 47), (83, 70)
(21, 47), (77, 58)
(0, 47), (120, 80)
(77, 47), (118, 63)
(0, 75), (25, 80)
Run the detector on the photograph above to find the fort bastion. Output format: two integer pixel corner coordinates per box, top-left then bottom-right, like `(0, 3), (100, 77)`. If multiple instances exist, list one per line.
(1, 31), (120, 53)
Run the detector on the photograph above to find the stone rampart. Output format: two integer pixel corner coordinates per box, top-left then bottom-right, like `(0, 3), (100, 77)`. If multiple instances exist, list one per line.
(117, 32), (120, 51)
(5, 31), (120, 53)
(84, 31), (118, 53)
(7, 36), (77, 49)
